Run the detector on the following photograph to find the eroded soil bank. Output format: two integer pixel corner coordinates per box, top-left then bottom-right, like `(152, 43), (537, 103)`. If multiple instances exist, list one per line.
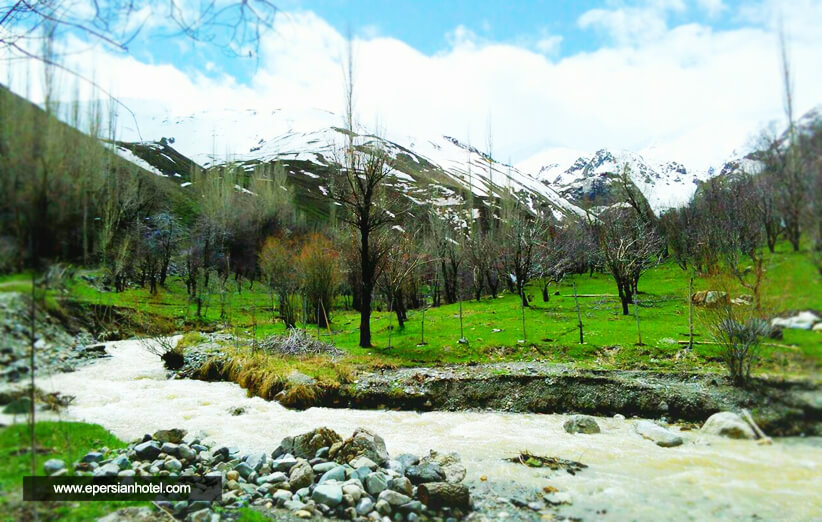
(189, 358), (822, 437)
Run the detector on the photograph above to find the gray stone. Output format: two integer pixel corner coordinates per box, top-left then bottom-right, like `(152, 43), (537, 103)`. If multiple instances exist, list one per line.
(93, 462), (120, 477)
(135, 441), (161, 461)
(342, 484), (363, 502)
(114, 455), (131, 470)
(563, 415), (601, 434)
(164, 458), (182, 472)
(233, 462), (254, 479)
(257, 471), (287, 484)
(118, 469), (135, 477)
(284, 500), (307, 511)
(388, 477), (413, 497)
(349, 456), (378, 470)
(356, 497), (375, 515)
(273, 489), (292, 506)
(153, 429), (186, 444)
(160, 442), (179, 456)
(318, 465), (347, 484)
(281, 428), (343, 459)
(312, 462), (338, 474)
(81, 451), (104, 463)
(246, 452), (266, 472)
(635, 420), (684, 447)
(178, 444), (197, 461)
(398, 500), (424, 515)
(405, 463), (443, 484)
(365, 471), (389, 496)
(378, 489), (411, 506)
(272, 457), (298, 473)
(375, 499), (392, 516)
(289, 459), (314, 490)
(334, 427), (389, 465)
(701, 412), (756, 440)
(43, 459), (65, 475)
(312, 484), (343, 507)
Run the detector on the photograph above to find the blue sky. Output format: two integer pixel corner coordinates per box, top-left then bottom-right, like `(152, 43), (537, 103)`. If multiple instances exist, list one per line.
(3, 0), (821, 172)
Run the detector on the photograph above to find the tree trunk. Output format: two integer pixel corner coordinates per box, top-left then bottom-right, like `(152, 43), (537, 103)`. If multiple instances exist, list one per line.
(417, 482), (470, 510)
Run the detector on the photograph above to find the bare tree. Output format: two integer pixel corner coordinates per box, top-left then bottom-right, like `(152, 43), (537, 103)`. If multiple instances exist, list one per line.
(500, 201), (548, 307)
(598, 207), (661, 315)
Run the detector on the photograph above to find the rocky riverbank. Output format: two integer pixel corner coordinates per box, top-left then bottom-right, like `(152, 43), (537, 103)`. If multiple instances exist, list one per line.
(184, 345), (822, 437)
(39, 426), (546, 522)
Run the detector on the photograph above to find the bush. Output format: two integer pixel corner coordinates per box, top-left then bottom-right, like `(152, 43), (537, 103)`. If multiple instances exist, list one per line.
(706, 304), (769, 385)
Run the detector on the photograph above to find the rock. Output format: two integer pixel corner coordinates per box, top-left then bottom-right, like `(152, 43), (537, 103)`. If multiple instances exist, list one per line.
(635, 420), (683, 447)
(378, 489), (412, 507)
(226, 470), (239, 482)
(245, 452), (266, 472)
(543, 491), (572, 505)
(153, 429), (186, 444)
(135, 441), (162, 461)
(398, 500), (424, 515)
(814, 323), (822, 332)
(284, 500), (307, 511)
(185, 508), (215, 522)
(43, 459), (65, 475)
(287, 370), (317, 386)
(318, 465), (346, 484)
(81, 451), (104, 463)
(118, 470), (135, 477)
(312, 484), (344, 507)
(614, 413), (626, 421)
(691, 291), (729, 307)
(257, 471), (287, 484)
(731, 294), (754, 306)
(333, 427), (389, 465)
(282, 428), (343, 459)
(164, 458), (182, 472)
(272, 456), (298, 472)
(771, 311), (821, 330)
(289, 459), (314, 490)
(365, 472), (389, 495)
(94, 462), (120, 477)
(178, 444), (196, 461)
(160, 442), (179, 456)
(312, 462), (338, 474)
(342, 484), (363, 502)
(405, 462), (444, 485)
(374, 499), (392, 516)
(563, 415), (601, 434)
(349, 456), (378, 470)
(114, 455), (131, 470)
(419, 451), (465, 484)
(294, 510), (312, 519)
(389, 477), (413, 497)
(701, 412), (756, 440)
(356, 497), (375, 515)
(233, 462), (254, 479)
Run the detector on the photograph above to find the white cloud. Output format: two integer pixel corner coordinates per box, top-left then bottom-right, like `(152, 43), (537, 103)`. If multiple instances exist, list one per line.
(2, 2), (821, 173)
(696, 0), (725, 17)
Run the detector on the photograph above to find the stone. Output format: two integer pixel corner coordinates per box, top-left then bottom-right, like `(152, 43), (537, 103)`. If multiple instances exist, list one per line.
(365, 472), (389, 496)
(691, 291), (729, 307)
(378, 489), (411, 507)
(312, 462), (338, 474)
(388, 477), (413, 497)
(281, 428), (343, 459)
(43, 459), (65, 475)
(318, 465), (347, 484)
(135, 441), (161, 461)
(349, 456), (378, 470)
(289, 459), (314, 490)
(405, 463), (444, 485)
(272, 456), (298, 472)
(375, 499), (392, 516)
(118, 469), (135, 477)
(284, 500), (307, 511)
(294, 510), (312, 519)
(185, 508), (215, 522)
(419, 451), (465, 484)
(160, 442), (179, 456)
(342, 484), (363, 502)
(273, 489), (292, 505)
(563, 415), (601, 434)
(333, 427), (389, 465)
(153, 429), (186, 444)
(398, 500), (424, 515)
(81, 451), (104, 463)
(635, 420), (683, 447)
(178, 444), (197, 461)
(771, 311), (821, 331)
(356, 497), (375, 515)
(315, 446), (330, 459)
(245, 452), (266, 472)
(614, 414), (626, 421)
(701, 412), (756, 440)
(312, 484), (343, 507)
(93, 462), (120, 477)
(114, 455), (131, 470)
(164, 458), (182, 472)
(226, 470), (239, 482)
(234, 462), (254, 479)
(257, 471), (287, 484)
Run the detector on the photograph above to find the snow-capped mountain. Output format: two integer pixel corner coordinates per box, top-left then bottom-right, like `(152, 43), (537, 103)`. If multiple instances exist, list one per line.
(114, 105), (584, 220)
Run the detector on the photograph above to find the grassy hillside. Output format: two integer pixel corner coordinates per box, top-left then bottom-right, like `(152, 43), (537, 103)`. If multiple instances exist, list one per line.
(47, 240), (820, 380)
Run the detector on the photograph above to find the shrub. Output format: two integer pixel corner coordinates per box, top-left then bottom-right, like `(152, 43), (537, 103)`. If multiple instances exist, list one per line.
(298, 234), (341, 328)
(706, 304), (770, 385)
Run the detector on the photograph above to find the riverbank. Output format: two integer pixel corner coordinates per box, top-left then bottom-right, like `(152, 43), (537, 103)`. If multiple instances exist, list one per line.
(185, 346), (822, 437)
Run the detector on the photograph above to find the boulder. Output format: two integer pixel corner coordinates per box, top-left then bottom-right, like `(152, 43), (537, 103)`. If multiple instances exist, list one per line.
(771, 311), (821, 331)
(281, 427), (342, 459)
(701, 412), (755, 440)
(635, 420), (683, 447)
(691, 291), (729, 307)
(43, 459), (65, 475)
(312, 484), (343, 507)
(419, 451), (465, 484)
(563, 415), (601, 434)
(135, 441), (162, 460)
(364, 472), (389, 496)
(378, 489), (412, 507)
(289, 459), (314, 490)
(405, 463), (444, 485)
(153, 429), (186, 444)
(318, 465), (346, 484)
(332, 427), (389, 465)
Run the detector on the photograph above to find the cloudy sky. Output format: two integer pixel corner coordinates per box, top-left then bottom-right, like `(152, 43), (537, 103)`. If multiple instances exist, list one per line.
(2, 0), (822, 171)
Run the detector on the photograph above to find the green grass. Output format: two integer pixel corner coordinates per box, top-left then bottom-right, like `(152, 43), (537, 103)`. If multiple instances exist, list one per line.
(0, 421), (143, 521)
(54, 240), (822, 379)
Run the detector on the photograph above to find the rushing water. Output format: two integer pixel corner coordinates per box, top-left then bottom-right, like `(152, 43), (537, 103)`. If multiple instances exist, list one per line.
(27, 339), (822, 520)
